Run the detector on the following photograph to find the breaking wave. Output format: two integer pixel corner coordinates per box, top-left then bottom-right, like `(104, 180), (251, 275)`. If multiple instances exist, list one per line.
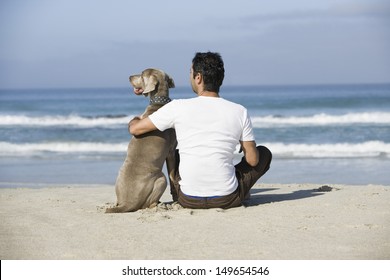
(252, 112), (390, 127)
(0, 114), (131, 127)
(263, 141), (390, 158)
(1, 141), (389, 159)
(1, 112), (389, 128)
(0, 141), (129, 156)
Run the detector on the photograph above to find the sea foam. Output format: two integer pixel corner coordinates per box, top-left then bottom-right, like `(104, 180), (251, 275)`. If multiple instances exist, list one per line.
(0, 114), (131, 127)
(263, 141), (390, 158)
(252, 112), (390, 127)
(1, 112), (390, 128)
(1, 141), (388, 159)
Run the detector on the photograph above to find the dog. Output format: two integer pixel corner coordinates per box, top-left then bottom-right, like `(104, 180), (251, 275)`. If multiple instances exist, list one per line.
(106, 68), (177, 213)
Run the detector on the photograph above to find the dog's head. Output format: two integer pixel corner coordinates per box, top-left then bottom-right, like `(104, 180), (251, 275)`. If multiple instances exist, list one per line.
(129, 68), (175, 98)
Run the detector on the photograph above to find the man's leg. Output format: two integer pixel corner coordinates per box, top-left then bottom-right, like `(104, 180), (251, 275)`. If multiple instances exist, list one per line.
(235, 145), (272, 201)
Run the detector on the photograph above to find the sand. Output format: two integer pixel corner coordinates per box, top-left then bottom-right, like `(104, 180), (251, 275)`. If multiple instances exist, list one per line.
(0, 182), (389, 260)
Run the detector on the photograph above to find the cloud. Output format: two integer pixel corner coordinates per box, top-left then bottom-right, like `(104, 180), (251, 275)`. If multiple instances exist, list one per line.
(1, 0), (389, 88)
(239, 0), (390, 27)
(333, 0), (390, 18)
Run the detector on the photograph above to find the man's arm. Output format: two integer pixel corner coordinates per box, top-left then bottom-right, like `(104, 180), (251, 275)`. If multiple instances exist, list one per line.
(128, 116), (158, 136)
(240, 140), (259, 167)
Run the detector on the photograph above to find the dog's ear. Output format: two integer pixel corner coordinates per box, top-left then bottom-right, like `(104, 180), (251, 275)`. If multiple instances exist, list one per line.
(143, 74), (158, 94)
(166, 74), (175, 89)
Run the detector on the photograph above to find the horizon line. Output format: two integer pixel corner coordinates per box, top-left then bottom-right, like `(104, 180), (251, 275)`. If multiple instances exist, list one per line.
(1, 82), (390, 91)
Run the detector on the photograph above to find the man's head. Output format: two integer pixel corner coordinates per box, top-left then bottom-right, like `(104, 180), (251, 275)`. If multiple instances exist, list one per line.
(191, 52), (225, 93)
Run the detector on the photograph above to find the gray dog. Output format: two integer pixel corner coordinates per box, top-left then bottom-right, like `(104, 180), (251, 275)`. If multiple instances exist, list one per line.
(106, 69), (177, 213)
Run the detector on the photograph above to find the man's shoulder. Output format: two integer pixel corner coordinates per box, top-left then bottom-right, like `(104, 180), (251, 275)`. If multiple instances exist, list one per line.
(168, 97), (207, 107)
(169, 97), (247, 113)
(169, 97), (197, 104)
(219, 98), (247, 111)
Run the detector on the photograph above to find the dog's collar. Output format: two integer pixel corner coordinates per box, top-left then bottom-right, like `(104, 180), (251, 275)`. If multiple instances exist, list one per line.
(149, 96), (171, 105)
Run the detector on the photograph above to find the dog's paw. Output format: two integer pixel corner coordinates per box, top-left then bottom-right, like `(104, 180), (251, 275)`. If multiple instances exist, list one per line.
(165, 201), (183, 211)
(155, 201), (183, 211)
(155, 202), (168, 210)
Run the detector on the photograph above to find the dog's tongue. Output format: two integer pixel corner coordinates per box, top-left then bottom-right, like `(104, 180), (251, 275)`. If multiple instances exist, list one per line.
(134, 88), (144, 95)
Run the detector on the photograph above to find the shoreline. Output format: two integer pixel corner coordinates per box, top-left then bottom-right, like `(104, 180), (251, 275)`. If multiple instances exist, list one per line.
(2, 156), (390, 186)
(1, 181), (389, 189)
(0, 183), (389, 260)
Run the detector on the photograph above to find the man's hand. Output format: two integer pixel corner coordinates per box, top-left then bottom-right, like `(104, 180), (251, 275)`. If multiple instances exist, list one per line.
(128, 116), (141, 134)
(128, 116), (158, 136)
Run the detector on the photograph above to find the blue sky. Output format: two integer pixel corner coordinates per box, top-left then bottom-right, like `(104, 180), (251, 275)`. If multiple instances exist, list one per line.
(0, 0), (389, 88)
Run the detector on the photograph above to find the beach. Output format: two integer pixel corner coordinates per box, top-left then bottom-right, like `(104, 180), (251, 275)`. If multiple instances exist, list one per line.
(1, 183), (389, 260)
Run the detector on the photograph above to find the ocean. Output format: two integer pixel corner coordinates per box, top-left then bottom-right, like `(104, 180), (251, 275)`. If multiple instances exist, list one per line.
(1, 84), (389, 187)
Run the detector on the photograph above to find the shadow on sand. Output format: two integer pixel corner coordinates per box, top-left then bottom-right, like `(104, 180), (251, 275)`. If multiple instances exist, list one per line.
(243, 187), (325, 207)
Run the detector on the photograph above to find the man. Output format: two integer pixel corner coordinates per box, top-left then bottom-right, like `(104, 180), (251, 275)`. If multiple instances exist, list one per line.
(129, 52), (272, 209)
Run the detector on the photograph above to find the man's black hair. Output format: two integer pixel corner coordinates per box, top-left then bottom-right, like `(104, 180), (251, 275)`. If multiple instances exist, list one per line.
(192, 52), (225, 93)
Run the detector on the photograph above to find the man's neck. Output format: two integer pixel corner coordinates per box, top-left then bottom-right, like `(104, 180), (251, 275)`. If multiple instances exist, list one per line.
(198, 90), (219, 98)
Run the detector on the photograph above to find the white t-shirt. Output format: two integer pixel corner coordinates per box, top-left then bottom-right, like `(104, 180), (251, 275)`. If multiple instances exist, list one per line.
(149, 96), (255, 197)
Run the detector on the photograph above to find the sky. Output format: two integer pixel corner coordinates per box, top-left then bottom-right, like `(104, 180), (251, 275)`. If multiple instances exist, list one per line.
(0, 0), (389, 89)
